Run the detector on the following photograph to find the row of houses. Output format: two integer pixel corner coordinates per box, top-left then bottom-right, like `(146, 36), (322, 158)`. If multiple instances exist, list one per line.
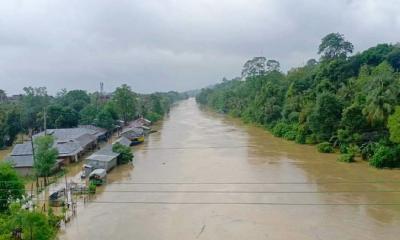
(7, 117), (152, 176)
(7, 125), (109, 176)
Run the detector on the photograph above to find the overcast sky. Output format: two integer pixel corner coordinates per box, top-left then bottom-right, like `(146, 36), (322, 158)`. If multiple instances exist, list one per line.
(0, 0), (400, 95)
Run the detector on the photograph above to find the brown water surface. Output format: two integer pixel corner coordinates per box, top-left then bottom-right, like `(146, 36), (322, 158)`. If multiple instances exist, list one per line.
(59, 98), (400, 240)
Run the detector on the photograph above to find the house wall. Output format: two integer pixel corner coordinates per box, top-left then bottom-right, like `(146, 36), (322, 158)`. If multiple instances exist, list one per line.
(15, 167), (33, 177)
(88, 158), (117, 172)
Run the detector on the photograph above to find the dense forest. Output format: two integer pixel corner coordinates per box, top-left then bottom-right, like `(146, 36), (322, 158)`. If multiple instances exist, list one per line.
(197, 33), (400, 168)
(0, 84), (187, 149)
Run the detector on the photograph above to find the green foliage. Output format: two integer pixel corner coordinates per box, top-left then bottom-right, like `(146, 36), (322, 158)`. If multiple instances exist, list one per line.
(369, 144), (399, 168)
(20, 87), (50, 131)
(94, 109), (115, 130)
(88, 182), (96, 194)
(61, 90), (90, 112)
(112, 143), (133, 164)
(113, 84), (137, 123)
(145, 112), (162, 122)
(360, 62), (399, 126)
(79, 105), (98, 125)
(0, 105), (21, 148)
(33, 136), (58, 180)
(0, 203), (58, 240)
(272, 121), (298, 141)
(0, 163), (25, 212)
(308, 92), (342, 141)
(388, 106), (400, 143)
(340, 104), (368, 132)
(318, 33), (354, 60)
(196, 33), (400, 169)
(295, 125), (307, 144)
(338, 153), (355, 163)
(317, 142), (334, 153)
(45, 105), (79, 128)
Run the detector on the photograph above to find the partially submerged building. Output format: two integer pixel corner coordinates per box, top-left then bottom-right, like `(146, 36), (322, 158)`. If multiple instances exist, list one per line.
(121, 128), (145, 145)
(85, 136), (131, 173)
(8, 125), (109, 175)
(7, 143), (35, 176)
(7, 142), (62, 176)
(86, 144), (118, 172)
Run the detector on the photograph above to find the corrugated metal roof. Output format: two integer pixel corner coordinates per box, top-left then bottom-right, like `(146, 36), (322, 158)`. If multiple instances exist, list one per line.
(114, 137), (131, 147)
(95, 144), (119, 157)
(34, 125), (106, 142)
(87, 154), (116, 162)
(11, 142), (33, 156)
(7, 155), (34, 167)
(35, 128), (95, 140)
(56, 141), (82, 156)
(121, 127), (144, 139)
(76, 133), (97, 148)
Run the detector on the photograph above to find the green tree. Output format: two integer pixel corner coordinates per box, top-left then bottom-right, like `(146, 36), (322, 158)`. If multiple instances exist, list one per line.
(308, 92), (342, 141)
(21, 87), (50, 131)
(5, 203), (57, 240)
(79, 105), (98, 125)
(60, 90), (91, 112)
(44, 105), (79, 129)
(387, 47), (400, 71)
(113, 84), (137, 123)
(318, 33), (354, 60)
(0, 89), (6, 103)
(0, 163), (25, 212)
(388, 106), (400, 143)
(94, 109), (114, 130)
(33, 136), (58, 185)
(360, 62), (399, 126)
(241, 57), (267, 78)
(112, 143), (133, 164)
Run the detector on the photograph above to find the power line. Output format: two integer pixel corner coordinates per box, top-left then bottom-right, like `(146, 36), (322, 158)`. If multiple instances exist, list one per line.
(3, 180), (400, 184)
(4, 199), (400, 206)
(106, 181), (400, 185)
(4, 189), (400, 193)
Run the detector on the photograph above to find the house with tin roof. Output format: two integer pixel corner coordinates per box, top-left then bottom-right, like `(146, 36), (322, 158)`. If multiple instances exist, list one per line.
(8, 125), (109, 175)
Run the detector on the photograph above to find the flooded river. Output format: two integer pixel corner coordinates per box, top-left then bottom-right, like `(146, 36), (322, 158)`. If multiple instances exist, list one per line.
(60, 98), (400, 240)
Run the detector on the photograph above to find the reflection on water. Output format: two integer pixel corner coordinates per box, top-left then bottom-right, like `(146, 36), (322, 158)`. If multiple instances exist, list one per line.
(60, 98), (400, 240)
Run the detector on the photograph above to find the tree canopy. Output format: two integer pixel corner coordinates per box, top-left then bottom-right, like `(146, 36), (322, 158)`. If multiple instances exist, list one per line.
(197, 32), (400, 168)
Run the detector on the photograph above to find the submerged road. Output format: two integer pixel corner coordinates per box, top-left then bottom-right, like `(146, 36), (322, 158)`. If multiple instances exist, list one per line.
(60, 98), (400, 240)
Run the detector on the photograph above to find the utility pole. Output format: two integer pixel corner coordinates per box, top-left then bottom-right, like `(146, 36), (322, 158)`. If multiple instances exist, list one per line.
(43, 107), (47, 135)
(29, 129), (38, 189)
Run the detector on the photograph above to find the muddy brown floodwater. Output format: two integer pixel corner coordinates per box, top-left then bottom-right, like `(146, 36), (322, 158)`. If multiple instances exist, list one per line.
(59, 98), (400, 240)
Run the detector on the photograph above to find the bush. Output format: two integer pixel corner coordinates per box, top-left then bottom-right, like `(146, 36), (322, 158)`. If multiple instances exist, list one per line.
(272, 121), (298, 141)
(339, 143), (349, 153)
(338, 153), (355, 163)
(146, 112), (162, 122)
(369, 144), (399, 168)
(112, 143), (134, 164)
(306, 134), (318, 144)
(360, 142), (378, 160)
(88, 182), (96, 194)
(295, 125), (307, 144)
(283, 129), (297, 141)
(272, 121), (291, 137)
(317, 142), (334, 153)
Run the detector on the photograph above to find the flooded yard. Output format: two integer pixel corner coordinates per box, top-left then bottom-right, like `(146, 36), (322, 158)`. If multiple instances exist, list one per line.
(59, 98), (400, 240)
